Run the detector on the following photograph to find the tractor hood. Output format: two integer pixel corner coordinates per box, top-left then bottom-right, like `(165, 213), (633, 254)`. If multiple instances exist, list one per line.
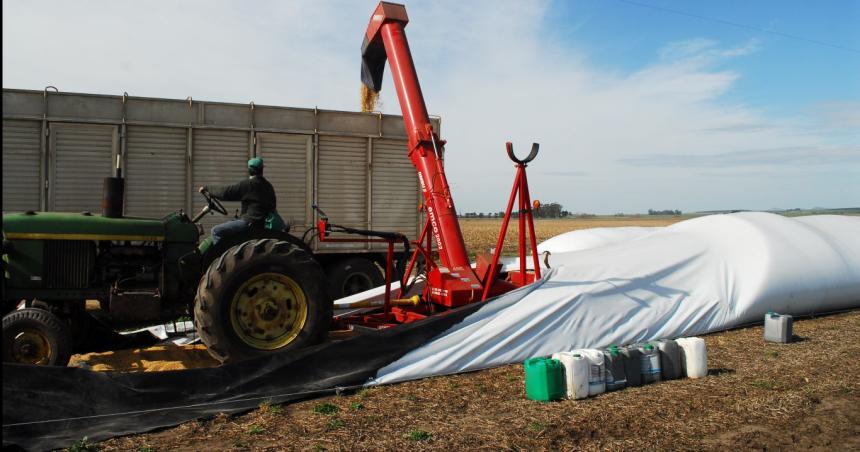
(2, 211), (198, 242)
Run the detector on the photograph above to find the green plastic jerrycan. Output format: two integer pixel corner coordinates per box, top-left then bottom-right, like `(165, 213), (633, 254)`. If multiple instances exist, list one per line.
(524, 357), (566, 401)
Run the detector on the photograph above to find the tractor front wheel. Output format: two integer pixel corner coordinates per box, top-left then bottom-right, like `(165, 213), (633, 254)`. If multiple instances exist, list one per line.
(2, 307), (72, 366)
(194, 239), (331, 364)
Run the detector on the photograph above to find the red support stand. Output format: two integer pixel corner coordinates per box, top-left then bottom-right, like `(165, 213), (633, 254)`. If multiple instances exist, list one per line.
(482, 142), (541, 301)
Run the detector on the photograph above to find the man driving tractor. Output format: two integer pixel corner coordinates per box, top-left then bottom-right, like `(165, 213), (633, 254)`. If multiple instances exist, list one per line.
(199, 157), (286, 244)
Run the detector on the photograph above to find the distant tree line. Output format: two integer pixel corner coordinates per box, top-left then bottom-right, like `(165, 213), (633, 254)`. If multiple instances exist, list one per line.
(534, 202), (569, 218)
(460, 202), (570, 219)
(460, 212), (494, 218)
(648, 209), (682, 215)
(458, 205), (686, 218)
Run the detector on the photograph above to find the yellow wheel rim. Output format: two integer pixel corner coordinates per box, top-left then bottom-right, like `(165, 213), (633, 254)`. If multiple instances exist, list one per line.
(12, 328), (52, 365)
(229, 272), (308, 350)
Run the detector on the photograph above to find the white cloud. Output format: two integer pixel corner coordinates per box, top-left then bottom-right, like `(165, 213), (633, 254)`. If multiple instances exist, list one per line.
(658, 38), (762, 61)
(809, 101), (860, 130)
(621, 145), (860, 167)
(3, 0), (857, 213)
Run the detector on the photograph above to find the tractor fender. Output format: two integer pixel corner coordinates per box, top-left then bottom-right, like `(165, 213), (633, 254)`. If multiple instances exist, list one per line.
(178, 230), (315, 298)
(201, 230), (314, 272)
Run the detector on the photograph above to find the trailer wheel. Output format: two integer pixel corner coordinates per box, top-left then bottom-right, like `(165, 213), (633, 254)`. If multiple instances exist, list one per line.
(2, 307), (72, 366)
(194, 239), (331, 364)
(326, 257), (384, 300)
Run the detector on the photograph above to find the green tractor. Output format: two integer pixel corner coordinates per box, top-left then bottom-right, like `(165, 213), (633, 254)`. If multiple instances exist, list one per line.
(2, 184), (331, 366)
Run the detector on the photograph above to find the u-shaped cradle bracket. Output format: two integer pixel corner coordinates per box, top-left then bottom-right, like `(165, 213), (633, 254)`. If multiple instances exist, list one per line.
(506, 142), (539, 165)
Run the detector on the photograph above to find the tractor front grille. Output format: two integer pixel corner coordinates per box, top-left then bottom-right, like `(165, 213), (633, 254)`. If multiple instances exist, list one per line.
(44, 240), (95, 288)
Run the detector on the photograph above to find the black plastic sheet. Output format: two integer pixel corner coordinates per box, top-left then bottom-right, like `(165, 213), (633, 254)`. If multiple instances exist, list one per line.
(2, 303), (482, 451)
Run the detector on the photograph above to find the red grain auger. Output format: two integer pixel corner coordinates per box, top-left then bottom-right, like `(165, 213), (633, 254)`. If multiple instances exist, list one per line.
(323, 1), (542, 330)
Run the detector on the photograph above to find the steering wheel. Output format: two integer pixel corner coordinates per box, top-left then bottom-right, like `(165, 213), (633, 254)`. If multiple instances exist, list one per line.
(200, 189), (228, 215)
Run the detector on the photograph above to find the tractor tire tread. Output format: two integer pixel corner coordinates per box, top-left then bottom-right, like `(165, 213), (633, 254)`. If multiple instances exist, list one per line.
(193, 238), (331, 364)
(2, 307), (72, 366)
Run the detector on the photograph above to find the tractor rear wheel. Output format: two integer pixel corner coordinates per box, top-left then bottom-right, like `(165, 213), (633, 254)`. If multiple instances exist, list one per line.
(194, 239), (331, 364)
(2, 307), (72, 366)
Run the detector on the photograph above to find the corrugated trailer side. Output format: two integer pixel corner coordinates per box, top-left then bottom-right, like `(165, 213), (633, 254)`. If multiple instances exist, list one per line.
(1, 120), (42, 212)
(2, 88), (439, 298)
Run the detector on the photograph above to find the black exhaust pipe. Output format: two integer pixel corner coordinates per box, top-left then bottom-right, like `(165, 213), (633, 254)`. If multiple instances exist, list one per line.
(102, 176), (124, 218)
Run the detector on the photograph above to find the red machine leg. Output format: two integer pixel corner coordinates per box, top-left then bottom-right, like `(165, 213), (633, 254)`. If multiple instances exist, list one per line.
(521, 169), (541, 280)
(518, 174), (527, 280)
(482, 169), (521, 300)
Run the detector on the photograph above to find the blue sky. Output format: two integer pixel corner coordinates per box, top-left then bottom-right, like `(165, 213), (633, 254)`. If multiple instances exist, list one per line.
(3, 0), (859, 213)
(550, 0), (860, 111)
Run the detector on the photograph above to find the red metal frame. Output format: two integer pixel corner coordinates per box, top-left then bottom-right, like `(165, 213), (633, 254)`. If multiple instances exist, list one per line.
(318, 219), (425, 329)
(482, 143), (541, 300)
(365, 2), (483, 307)
(322, 214), (441, 330)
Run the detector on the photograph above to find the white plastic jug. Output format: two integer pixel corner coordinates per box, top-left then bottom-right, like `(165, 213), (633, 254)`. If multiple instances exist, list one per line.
(551, 351), (589, 399)
(764, 312), (793, 343)
(579, 349), (606, 396)
(676, 337), (708, 379)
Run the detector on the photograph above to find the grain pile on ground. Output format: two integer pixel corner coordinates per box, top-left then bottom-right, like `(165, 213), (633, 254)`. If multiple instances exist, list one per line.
(98, 310), (860, 451)
(69, 344), (217, 372)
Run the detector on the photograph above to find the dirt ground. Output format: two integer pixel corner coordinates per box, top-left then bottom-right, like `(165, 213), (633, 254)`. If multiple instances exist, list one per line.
(97, 310), (860, 451)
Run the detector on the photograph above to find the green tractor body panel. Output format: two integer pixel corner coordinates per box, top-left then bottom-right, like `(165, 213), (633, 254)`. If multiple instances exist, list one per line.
(160, 212), (200, 243)
(2, 211), (200, 306)
(3, 240), (44, 290)
(2, 211), (198, 243)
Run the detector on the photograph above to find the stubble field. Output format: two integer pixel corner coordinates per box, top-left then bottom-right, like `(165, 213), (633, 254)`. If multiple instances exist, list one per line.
(98, 311), (860, 451)
(74, 215), (859, 450)
(460, 216), (685, 256)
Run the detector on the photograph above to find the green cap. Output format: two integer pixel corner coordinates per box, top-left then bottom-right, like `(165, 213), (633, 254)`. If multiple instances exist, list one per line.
(248, 157), (264, 169)
(644, 344), (654, 351)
